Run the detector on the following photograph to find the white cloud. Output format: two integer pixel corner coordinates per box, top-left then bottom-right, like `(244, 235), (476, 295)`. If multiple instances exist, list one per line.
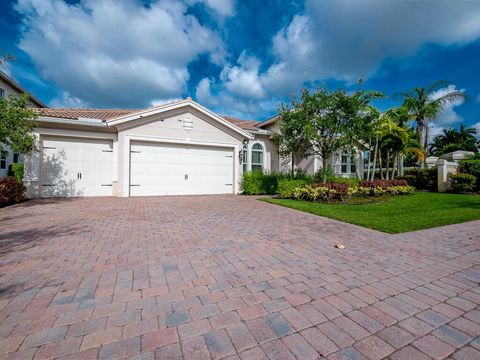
(0, 61), (13, 76)
(195, 76), (277, 117)
(50, 92), (88, 108)
(261, 0), (480, 94)
(220, 52), (265, 99)
(200, 0), (235, 17)
(15, 0), (226, 108)
(429, 85), (466, 126)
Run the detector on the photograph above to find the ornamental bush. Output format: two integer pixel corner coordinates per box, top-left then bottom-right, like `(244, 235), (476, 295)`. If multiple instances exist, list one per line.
(278, 179), (308, 198)
(402, 168), (437, 190)
(9, 163), (24, 183)
(289, 182), (414, 203)
(359, 179), (408, 189)
(0, 177), (26, 207)
(459, 159), (480, 190)
(449, 173), (477, 193)
(242, 171), (277, 195)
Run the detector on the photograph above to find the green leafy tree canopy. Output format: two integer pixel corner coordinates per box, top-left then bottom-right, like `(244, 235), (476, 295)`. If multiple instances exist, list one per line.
(0, 93), (38, 154)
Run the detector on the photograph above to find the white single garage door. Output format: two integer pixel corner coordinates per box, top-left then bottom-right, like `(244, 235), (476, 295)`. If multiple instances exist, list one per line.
(41, 137), (114, 197)
(130, 141), (234, 196)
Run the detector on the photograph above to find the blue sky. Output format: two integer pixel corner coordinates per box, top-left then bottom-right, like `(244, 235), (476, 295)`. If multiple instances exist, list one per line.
(1, 0), (480, 136)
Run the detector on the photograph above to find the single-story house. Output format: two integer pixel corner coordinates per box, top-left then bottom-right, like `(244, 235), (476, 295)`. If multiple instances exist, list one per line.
(23, 98), (363, 198)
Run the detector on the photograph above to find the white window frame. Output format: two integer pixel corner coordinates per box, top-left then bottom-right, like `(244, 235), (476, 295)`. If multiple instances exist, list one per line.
(242, 143), (248, 173)
(251, 143), (264, 172)
(340, 151), (349, 174)
(340, 150), (356, 174)
(0, 151), (7, 170)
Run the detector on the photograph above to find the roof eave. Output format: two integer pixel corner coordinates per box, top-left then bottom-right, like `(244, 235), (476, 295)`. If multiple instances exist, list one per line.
(0, 70), (48, 108)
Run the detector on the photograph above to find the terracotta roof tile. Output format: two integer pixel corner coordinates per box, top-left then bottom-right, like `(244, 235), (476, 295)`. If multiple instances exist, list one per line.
(36, 108), (140, 120)
(36, 108), (261, 132)
(222, 116), (260, 130)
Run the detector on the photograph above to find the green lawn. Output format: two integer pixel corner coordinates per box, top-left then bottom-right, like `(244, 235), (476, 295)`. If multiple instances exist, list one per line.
(261, 192), (480, 234)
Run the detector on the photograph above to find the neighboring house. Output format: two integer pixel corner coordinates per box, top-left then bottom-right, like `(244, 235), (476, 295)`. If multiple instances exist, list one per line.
(24, 99), (364, 198)
(0, 70), (46, 178)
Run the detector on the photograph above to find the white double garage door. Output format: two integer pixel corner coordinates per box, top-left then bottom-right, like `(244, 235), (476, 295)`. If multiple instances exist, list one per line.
(41, 137), (235, 197)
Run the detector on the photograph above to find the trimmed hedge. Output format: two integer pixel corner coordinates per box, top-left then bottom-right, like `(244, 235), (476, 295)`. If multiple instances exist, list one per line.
(459, 159), (480, 190)
(277, 178), (414, 203)
(398, 168), (437, 190)
(359, 179), (408, 188)
(0, 177), (26, 207)
(242, 171), (278, 195)
(242, 171), (312, 195)
(290, 182), (414, 203)
(449, 173), (477, 193)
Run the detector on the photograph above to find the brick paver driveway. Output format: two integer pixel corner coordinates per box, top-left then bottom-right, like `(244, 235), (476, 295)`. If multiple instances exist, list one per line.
(0, 196), (479, 359)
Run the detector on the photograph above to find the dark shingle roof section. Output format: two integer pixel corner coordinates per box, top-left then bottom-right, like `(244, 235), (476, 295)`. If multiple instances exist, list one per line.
(36, 108), (139, 120)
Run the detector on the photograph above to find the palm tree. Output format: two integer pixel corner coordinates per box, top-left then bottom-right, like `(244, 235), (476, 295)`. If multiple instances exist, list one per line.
(430, 124), (479, 155)
(368, 108), (409, 180)
(400, 81), (466, 165)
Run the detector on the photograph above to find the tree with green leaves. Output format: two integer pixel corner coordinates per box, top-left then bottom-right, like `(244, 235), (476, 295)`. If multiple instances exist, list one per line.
(430, 124), (479, 156)
(0, 93), (38, 154)
(278, 88), (383, 182)
(277, 99), (313, 175)
(400, 81), (466, 165)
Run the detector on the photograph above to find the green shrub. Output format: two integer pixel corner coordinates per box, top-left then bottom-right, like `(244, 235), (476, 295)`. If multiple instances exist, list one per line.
(0, 177), (26, 207)
(459, 159), (480, 190)
(10, 163), (24, 183)
(290, 182), (415, 203)
(242, 171), (277, 195)
(449, 173), (477, 193)
(278, 179), (308, 198)
(403, 168), (437, 190)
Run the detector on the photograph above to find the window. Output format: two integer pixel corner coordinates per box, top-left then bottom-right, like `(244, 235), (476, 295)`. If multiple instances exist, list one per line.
(350, 154), (356, 173)
(0, 88), (4, 98)
(251, 143), (264, 171)
(242, 144), (248, 172)
(341, 152), (348, 173)
(13, 153), (20, 163)
(0, 151), (7, 170)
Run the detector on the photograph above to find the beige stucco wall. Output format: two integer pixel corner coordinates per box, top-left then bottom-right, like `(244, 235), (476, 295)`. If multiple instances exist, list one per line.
(1, 77), (43, 178)
(116, 107), (246, 197)
(244, 134), (279, 173)
(0, 77), (20, 98)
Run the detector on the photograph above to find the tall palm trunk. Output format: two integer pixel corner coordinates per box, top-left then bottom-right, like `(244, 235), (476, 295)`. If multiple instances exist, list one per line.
(371, 136), (378, 180)
(366, 141), (372, 180)
(423, 123), (429, 168)
(386, 151), (390, 180)
(392, 153), (398, 179)
(379, 151), (384, 179)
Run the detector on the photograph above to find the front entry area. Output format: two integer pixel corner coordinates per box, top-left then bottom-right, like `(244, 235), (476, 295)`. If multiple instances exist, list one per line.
(41, 137), (114, 197)
(129, 141), (234, 196)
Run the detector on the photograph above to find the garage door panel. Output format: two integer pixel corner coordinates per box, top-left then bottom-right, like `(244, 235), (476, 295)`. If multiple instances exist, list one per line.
(42, 137), (113, 197)
(130, 141), (234, 196)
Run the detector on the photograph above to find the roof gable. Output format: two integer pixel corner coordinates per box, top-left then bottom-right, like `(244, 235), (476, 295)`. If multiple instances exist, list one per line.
(106, 99), (253, 139)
